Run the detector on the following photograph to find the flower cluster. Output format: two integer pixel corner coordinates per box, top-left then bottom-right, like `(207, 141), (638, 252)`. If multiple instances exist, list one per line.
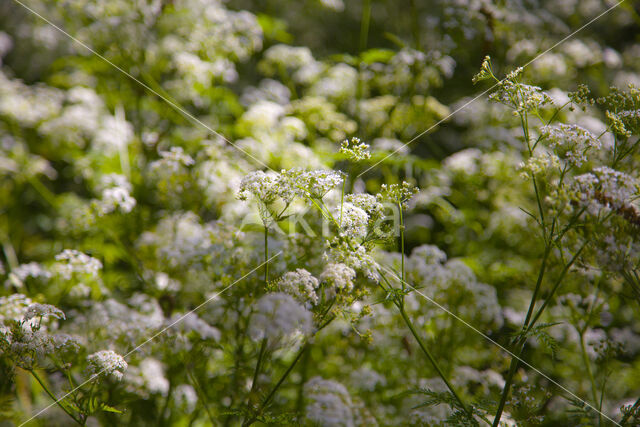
(276, 269), (320, 306)
(248, 293), (314, 345)
(53, 249), (103, 280)
(340, 137), (371, 162)
(87, 350), (128, 381)
(304, 377), (354, 427)
(540, 123), (601, 167)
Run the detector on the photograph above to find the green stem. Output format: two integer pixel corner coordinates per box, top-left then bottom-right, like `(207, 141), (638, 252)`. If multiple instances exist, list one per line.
(29, 369), (83, 425)
(356, 0), (371, 132)
(242, 344), (309, 427)
(494, 242), (586, 426)
(242, 304), (336, 427)
(159, 380), (173, 425)
(27, 176), (57, 208)
(525, 242), (587, 331)
(397, 306), (472, 414)
(579, 331), (600, 416)
(264, 226), (269, 284)
(521, 242), (551, 331)
(249, 337), (268, 397)
(399, 202), (405, 290)
(492, 349), (523, 427)
(186, 366), (216, 425)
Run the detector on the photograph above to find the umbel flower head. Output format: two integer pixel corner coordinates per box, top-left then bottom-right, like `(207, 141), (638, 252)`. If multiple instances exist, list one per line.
(87, 350), (128, 381)
(377, 181), (419, 208)
(304, 377), (354, 427)
(320, 263), (356, 297)
(24, 303), (65, 322)
(276, 269), (320, 306)
(340, 137), (371, 162)
(281, 168), (344, 199)
(248, 292), (313, 345)
(238, 168), (344, 209)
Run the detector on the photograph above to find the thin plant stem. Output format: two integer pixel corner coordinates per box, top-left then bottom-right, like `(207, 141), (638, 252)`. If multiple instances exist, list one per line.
(399, 202), (405, 290)
(186, 365), (216, 425)
(377, 272), (487, 424)
(397, 304), (477, 420)
(28, 369), (83, 425)
(249, 337), (268, 397)
(242, 344), (309, 427)
(243, 304), (337, 427)
(579, 331), (600, 413)
(264, 225), (269, 284)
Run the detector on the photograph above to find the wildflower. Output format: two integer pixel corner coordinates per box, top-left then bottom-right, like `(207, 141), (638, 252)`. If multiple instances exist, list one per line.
(517, 152), (561, 178)
(282, 168), (344, 200)
(158, 146), (195, 169)
(173, 384), (198, 413)
(349, 367), (386, 391)
(472, 55), (494, 84)
(276, 269), (320, 306)
(138, 358), (170, 395)
(377, 181), (419, 208)
(337, 202), (369, 239)
(87, 350), (128, 381)
(1, 323), (55, 369)
(167, 312), (221, 341)
(93, 113), (134, 153)
(24, 304), (65, 321)
(320, 263), (356, 295)
(340, 137), (371, 161)
(490, 81), (552, 113)
(237, 170), (280, 203)
(0, 294), (33, 323)
(345, 193), (383, 217)
(304, 377), (354, 427)
(248, 293), (313, 344)
(5, 262), (51, 289)
(540, 123), (601, 167)
(54, 249), (102, 280)
(572, 166), (638, 216)
(325, 240), (380, 282)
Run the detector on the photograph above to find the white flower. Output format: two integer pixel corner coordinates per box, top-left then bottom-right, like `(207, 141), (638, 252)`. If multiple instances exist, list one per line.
(173, 384), (198, 413)
(167, 312), (221, 341)
(87, 350), (128, 381)
(139, 358), (170, 395)
(95, 174), (136, 215)
(54, 249), (102, 280)
(345, 193), (383, 216)
(24, 304), (65, 321)
(0, 294), (33, 324)
(573, 166), (638, 214)
(304, 377), (354, 427)
(540, 123), (601, 167)
(337, 203), (369, 239)
(237, 170), (280, 203)
(349, 367), (386, 391)
(248, 293), (313, 344)
(320, 263), (356, 295)
(283, 169), (344, 200)
(5, 262), (51, 288)
(444, 148), (482, 174)
(93, 113), (134, 153)
(276, 269), (320, 305)
(159, 146), (195, 168)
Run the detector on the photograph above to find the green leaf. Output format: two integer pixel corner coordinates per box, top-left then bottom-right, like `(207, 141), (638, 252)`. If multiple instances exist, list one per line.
(360, 48), (395, 64)
(101, 404), (123, 414)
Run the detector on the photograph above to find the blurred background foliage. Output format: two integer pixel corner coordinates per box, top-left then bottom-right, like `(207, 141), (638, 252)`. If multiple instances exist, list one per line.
(1, 0), (640, 425)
